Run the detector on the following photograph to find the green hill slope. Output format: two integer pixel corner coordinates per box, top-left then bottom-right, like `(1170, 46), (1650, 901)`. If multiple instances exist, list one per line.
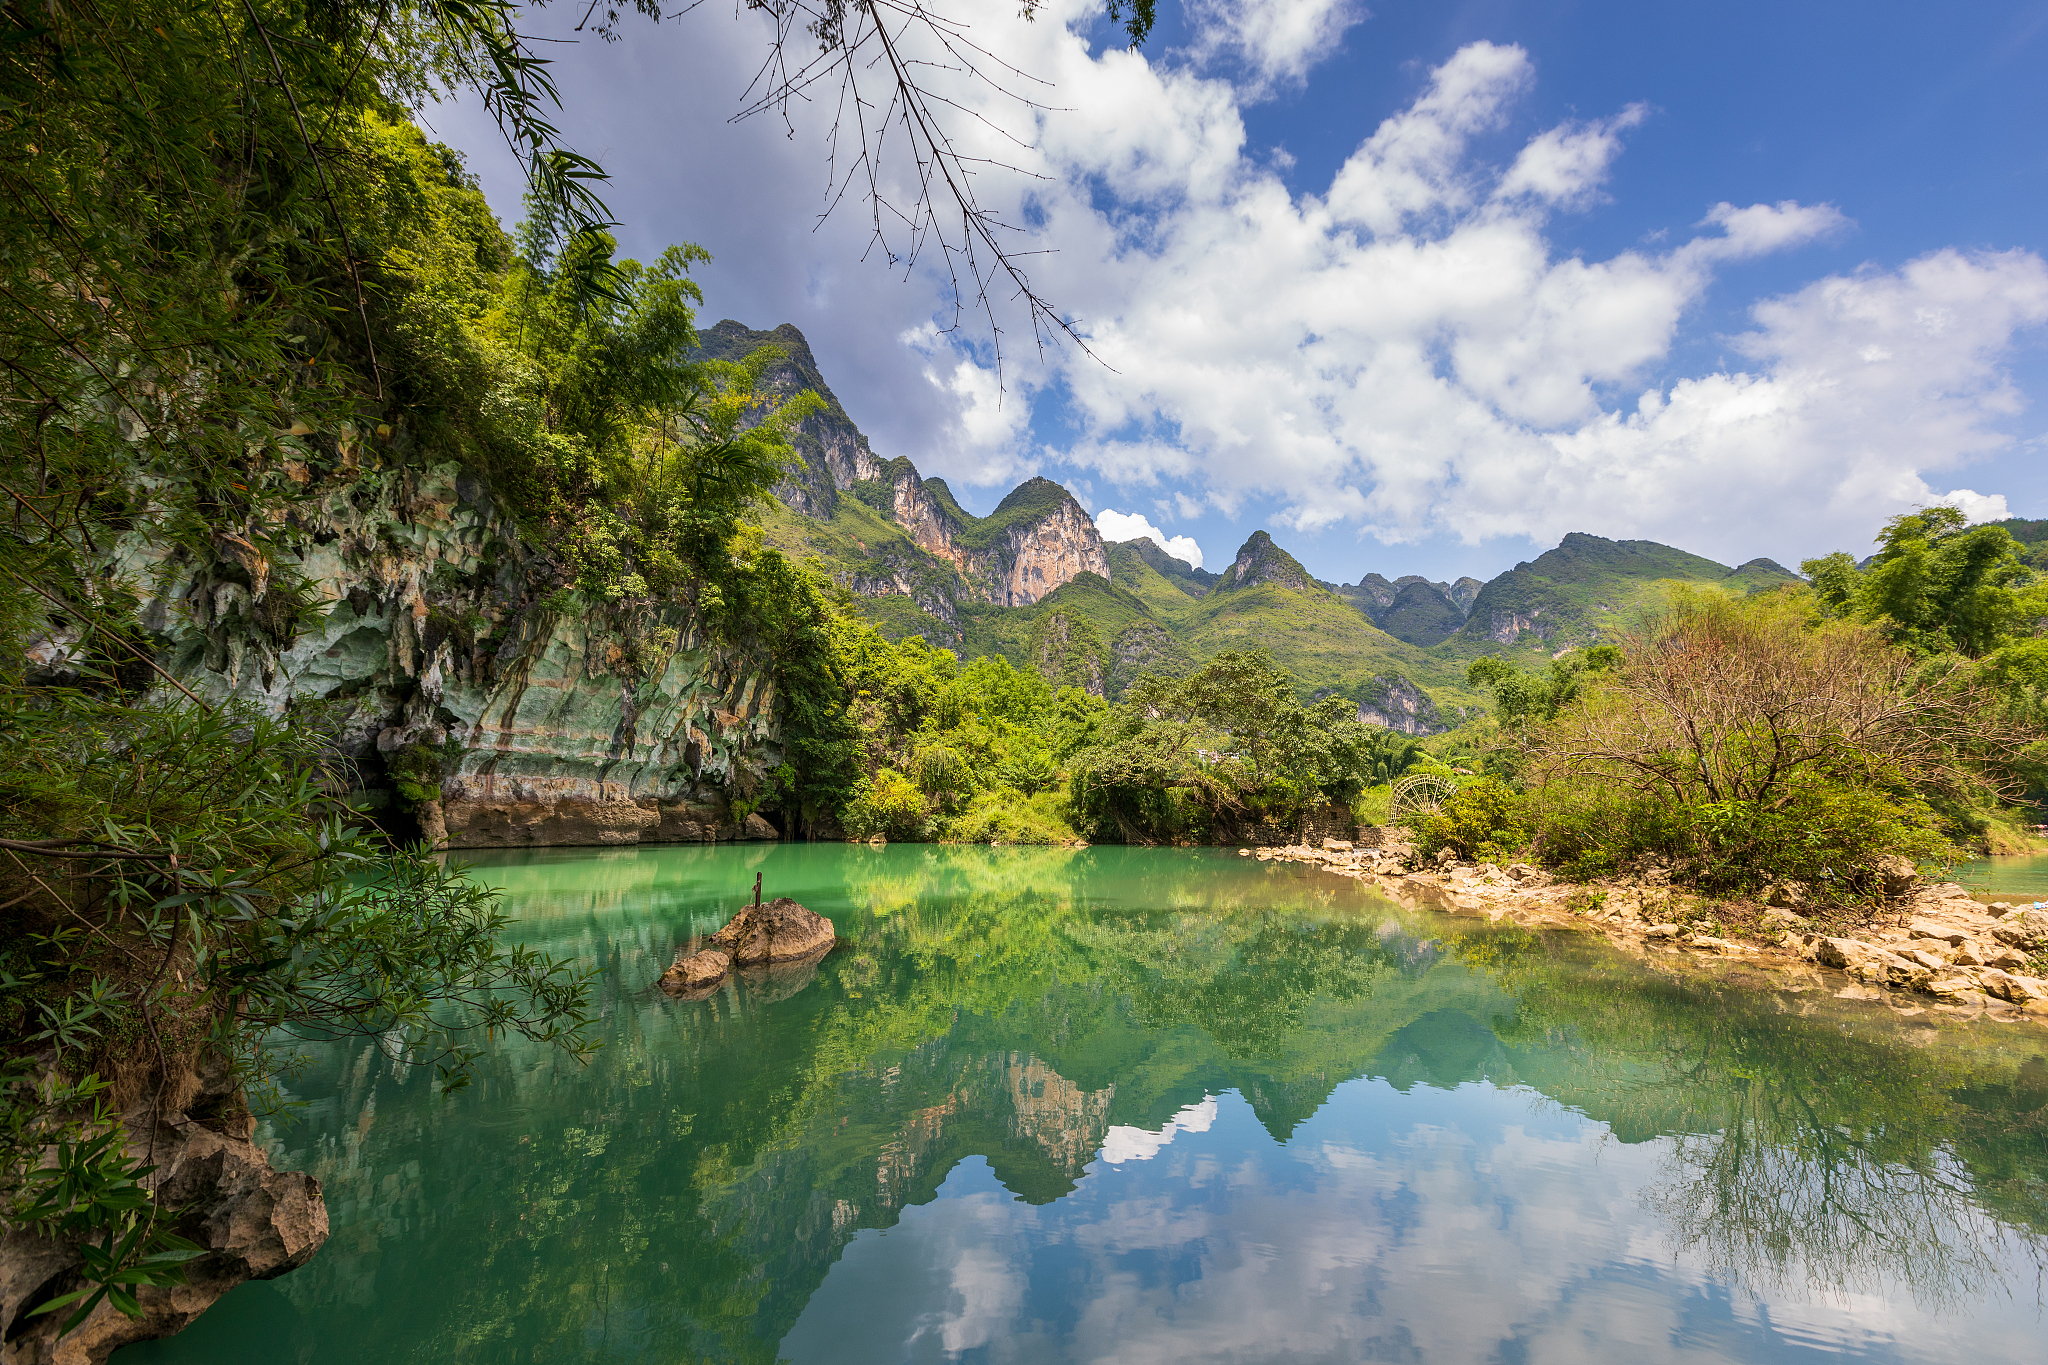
(1445, 533), (1794, 655)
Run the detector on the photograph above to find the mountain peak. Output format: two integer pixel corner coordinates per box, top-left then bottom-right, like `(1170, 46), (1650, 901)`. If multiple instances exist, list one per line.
(691, 320), (877, 517)
(1219, 531), (1313, 593)
(991, 475), (1080, 519)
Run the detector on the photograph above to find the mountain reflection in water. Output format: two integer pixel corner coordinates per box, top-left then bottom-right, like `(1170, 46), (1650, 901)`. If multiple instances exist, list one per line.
(122, 845), (2048, 1364)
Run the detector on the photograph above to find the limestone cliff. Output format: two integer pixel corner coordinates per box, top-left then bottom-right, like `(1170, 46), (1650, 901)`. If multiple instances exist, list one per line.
(702, 322), (1109, 618)
(692, 320), (881, 518)
(972, 480), (1113, 608)
(855, 465), (1110, 608)
(878, 459), (968, 568)
(1354, 674), (1448, 736)
(136, 450), (790, 849)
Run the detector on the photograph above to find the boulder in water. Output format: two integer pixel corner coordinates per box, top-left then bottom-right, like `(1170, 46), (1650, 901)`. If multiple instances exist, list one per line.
(659, 947), (732, 993)
(657, 897), (836, 994)
(712, 896), (836, 965)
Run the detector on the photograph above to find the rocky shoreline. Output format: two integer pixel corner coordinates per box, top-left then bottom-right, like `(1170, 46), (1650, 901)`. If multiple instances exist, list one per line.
(1256, 835), (2048, 1025)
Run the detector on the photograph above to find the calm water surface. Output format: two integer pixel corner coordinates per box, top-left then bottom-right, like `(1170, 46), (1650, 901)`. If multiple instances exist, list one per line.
(1957, 853), (2048, 899)
(124, 846), (2048, 1364)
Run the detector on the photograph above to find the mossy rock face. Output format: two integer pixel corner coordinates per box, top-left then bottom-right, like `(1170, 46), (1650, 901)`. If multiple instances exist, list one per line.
(153, 453), (791, 849)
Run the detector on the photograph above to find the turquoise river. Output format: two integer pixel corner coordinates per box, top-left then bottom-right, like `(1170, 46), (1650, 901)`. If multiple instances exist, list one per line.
(123, 845), (2048, 1364)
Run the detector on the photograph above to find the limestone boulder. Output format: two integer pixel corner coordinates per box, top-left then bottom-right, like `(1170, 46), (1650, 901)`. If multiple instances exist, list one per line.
(1980, 970), (2048, 1005)
(1763, 882), (1808, 910)
(712, 897), (836, 965)
(658, 948), (731, 994)
(1, 1073), (327, 1365)
(1925, 972), (1988, 1002)
(1984, 944), (2032, 970)
(1815, 937), (1931, 989)
(741, 812), (780, 841)
(1990, 909), (2048, 951)
(1876, 855), (1919, 901)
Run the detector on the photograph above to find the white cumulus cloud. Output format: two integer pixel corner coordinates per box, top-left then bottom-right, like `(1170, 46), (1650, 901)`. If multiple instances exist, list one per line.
(1187, 0), (1367, 95)
(903, 19), (2045, 563)
(1934, 488), (2012, 523)
(435, 12), (2043, 566)
(1095, 509), (1204, 567)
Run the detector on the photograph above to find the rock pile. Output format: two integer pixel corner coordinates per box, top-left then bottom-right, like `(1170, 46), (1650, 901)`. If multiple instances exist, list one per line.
(658, 897), (837, 996)
(1254, 834), (2048, 1023)
(1789, 890), (2048, 1008)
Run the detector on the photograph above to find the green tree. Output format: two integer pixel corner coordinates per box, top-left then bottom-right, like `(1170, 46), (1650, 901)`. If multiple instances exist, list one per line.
(1069, 651), (1381, 843)
(1524, 592), (2029, 898)
(1802, 505), (2042, 658)
(1467, 647), (1618, 747)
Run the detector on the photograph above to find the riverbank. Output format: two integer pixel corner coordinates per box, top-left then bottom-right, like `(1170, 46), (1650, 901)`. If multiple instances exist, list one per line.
(1257, 835), (2048, 1025)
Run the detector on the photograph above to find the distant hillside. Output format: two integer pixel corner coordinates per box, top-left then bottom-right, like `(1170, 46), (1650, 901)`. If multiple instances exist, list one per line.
(1108, 539), (1218, 597)
(1988, 517), (2048, 568)
(1446, 534), (1799, 652)
(1330, 572), (1485, 646)
(733, 323), (1820, 728)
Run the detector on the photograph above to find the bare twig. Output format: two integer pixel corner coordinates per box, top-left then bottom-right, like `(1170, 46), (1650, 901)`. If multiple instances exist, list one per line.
(730, 0), (1109, 388)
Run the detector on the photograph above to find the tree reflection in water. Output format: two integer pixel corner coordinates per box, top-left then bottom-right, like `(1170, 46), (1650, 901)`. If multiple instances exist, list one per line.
(123, 845), (2048, 1365)
(1475, 926), (2048, 1310)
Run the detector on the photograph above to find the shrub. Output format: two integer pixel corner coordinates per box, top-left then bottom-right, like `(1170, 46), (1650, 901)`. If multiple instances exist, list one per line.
(911, 745), (971, 807)
(842, 770), (929, 841)
(1531, 772), (1951, 907)
(1404, 777), (1528, 862)
(945, 788), (1080, 845)
(1523, 591), (2032, 897)
(996, 751), (1058, 795)
(1681, 777), (1950, 902)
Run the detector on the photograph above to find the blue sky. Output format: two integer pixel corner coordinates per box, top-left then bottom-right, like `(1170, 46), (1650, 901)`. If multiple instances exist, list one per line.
(432, 0), (2048, 584)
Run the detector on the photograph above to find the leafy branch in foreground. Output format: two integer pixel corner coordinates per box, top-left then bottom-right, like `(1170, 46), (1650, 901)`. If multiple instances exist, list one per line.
(0, 690), (599, 1334)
